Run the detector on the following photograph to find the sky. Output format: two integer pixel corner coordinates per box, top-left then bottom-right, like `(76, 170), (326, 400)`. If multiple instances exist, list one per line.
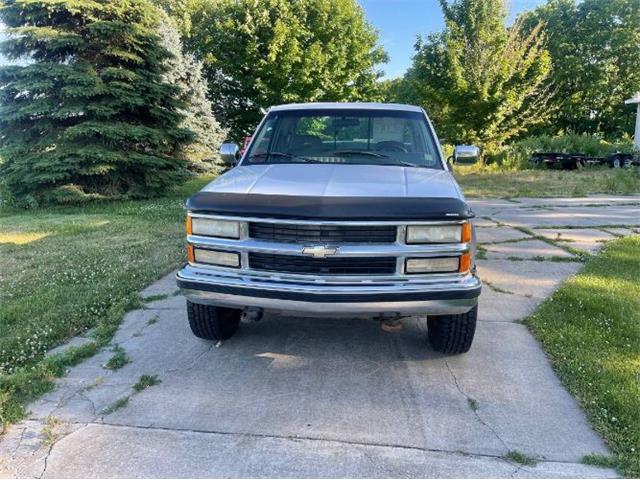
(0, 0), (546, 76)
(359, 0), (546, 79)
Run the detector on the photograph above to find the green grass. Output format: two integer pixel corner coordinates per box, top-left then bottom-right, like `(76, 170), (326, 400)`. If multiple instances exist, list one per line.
(0, 175), (213, 427)
(141, 293), (169, 303)
(526, 236), (640, 476)
(455, 165), (640, 198)
(133, 374), (161, 392)
(504, 450), (539, 467)
(582, 453), (619, 469)
(101, 396), (129, 416)
(104, 345), (129, 371)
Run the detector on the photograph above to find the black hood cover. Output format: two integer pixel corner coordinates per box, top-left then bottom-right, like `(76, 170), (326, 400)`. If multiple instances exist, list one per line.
(186, 192), (474, 221)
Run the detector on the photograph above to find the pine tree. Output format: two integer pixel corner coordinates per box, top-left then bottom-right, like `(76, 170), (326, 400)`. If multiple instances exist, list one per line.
(0, 0), (194, 206)
(158, 16), (227, 173)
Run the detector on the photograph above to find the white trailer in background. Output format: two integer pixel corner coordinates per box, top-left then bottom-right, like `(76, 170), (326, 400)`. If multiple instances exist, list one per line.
(625, 93), (640, 150)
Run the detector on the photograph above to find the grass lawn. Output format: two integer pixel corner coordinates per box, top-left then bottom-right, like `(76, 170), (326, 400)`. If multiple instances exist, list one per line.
(456, 165), (640, 198)
(0, 175), (213, 428)
(526, 236), (640, 476)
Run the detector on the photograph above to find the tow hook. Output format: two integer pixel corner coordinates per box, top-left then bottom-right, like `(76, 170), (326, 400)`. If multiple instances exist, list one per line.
(381, 317), (403, 333)
(242, 307), (264, 323)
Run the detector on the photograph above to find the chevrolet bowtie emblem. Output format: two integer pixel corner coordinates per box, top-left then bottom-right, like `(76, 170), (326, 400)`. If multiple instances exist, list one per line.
(301, 245), (338, 258)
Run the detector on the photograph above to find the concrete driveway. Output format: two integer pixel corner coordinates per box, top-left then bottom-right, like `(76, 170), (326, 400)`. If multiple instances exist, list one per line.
(2, 195), (639, 478)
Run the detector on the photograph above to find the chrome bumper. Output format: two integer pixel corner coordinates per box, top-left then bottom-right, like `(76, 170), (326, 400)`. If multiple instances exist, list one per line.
(176, 264), (481, 316)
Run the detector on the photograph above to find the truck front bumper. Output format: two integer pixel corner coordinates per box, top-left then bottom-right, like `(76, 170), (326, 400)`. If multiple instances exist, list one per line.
(176, 264), (481, 317)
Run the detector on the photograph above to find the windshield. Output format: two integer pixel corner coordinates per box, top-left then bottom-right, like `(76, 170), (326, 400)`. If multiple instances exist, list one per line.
(243, 109), (443, 169)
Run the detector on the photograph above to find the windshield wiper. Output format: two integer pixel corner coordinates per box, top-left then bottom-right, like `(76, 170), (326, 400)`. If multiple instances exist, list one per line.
(383, 160), (423, 168)
(248, 151), (322, 163)
(333, 150), (423, 168)
(333, 149), (390, 159)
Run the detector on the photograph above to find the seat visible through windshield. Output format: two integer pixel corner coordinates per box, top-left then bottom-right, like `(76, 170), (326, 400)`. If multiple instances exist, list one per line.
(244, 109), (443, 169)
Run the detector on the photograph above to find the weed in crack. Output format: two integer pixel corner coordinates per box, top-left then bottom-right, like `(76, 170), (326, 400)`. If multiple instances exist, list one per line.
(141, 293), (169, 303)
(505, 450), (538, 467)
(133, 374), (161, 392)
(104, 345), (129, 371)
(41, 416), (61, 446)
(101, 396), (129, 415)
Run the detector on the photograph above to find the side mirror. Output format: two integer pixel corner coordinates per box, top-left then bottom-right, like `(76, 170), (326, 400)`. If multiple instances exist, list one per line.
(219, 143), (240, 166)
(454, 145), (480, 164)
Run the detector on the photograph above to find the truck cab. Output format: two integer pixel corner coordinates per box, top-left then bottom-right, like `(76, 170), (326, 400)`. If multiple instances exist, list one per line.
(176, 103), (481, 354)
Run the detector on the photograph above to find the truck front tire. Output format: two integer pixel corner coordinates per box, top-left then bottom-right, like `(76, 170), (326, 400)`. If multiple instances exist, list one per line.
(427, 305), (478, 354)
(186, 300), (241, 340)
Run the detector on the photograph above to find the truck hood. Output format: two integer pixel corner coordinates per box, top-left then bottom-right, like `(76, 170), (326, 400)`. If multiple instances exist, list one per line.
(201, 164), (463, 199)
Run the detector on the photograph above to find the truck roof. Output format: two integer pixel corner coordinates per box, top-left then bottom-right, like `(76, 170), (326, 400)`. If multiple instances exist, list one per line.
(269, 102), (424, 113)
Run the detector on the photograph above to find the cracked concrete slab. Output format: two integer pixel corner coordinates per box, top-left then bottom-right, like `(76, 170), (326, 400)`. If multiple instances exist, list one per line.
(23, 423), (617, 479)
(482, 239), (574, 260)
(602, 227), (637, 237)
(477, 259), (581, 301)
(139, 269), (179, 298)
(490, 206), (640, 228)
(473, 217), (500, 227)
(535, 228), (615, 254)
(476, 226), (532, 244)
(510, 195), (640, 207)
(4, 197), (638, 478)
(1, 310), (612, 477)
(478, 286), (540, 323)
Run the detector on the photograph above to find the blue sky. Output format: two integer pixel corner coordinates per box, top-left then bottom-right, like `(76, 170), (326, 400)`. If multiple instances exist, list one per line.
(1, 1), (546, 74)
(359, 0), (546, 79)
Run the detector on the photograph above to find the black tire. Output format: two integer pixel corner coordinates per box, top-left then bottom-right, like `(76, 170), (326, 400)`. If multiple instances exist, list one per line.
(427, 305), (478, 354)
(186, 300), (241, 340)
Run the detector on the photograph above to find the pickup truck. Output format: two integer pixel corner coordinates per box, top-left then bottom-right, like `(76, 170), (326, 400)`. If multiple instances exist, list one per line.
(176, 103), (482, 354)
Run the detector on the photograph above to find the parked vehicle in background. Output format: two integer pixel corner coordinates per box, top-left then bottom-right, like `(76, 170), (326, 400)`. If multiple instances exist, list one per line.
(531, 151), (639, 170)
(177, 103), (482, 354)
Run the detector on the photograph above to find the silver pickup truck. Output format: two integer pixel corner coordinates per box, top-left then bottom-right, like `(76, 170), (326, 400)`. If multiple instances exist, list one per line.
(176, 103), (481, 354)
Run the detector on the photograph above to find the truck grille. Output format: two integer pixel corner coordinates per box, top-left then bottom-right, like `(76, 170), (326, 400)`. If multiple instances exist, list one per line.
(248, 253), (397, 276)
(249, 222), (397, 244)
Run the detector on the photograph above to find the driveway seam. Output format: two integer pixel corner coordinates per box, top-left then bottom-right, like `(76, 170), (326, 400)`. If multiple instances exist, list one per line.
(61, 420), (594, 467)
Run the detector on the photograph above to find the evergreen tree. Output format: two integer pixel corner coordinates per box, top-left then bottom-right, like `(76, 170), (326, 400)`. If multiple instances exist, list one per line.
(158, 16), (227, 173)
(0, 0), (193, 206)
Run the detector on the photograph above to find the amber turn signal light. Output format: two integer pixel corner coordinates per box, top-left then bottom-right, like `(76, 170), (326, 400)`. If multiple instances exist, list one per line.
(461, 222), (472, 243)
(186, 216), (193, 235)
(459, 252), (472, 273)
(187, 244), (195, 263)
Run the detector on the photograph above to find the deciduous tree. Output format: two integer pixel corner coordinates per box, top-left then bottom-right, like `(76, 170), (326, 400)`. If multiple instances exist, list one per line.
(398, 0), (552, 151)
(523, 0), (640, 137)
(185, 0), (387, 138)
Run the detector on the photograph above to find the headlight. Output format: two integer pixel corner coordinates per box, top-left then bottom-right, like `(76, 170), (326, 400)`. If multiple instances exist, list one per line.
(190, 247), (240, 268)
(405, 257), (460, 274)
(189, 217), (241, 239)
(406, 223), (471, 244)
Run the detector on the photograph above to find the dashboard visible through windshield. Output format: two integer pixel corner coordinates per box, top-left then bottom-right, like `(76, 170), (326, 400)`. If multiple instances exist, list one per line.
(243, 109), (443, 169)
